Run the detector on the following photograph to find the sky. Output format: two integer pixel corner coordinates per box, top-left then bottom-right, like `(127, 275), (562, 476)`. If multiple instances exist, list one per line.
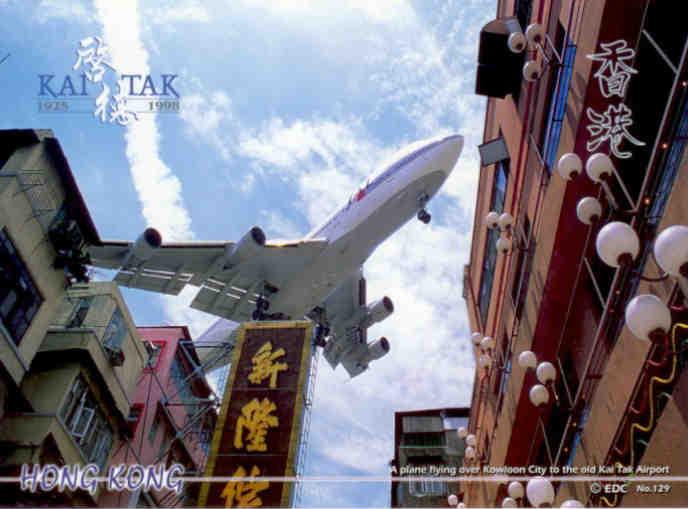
(1, 0), (494, 506)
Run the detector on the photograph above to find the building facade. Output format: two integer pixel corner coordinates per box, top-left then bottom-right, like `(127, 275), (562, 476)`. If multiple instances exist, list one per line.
(0, 282), (148, 506)
(390, 408), (469, 507)
(99, 326), (217, 508)
(464, 0), (688, 507)
(0, 129), (99, 423)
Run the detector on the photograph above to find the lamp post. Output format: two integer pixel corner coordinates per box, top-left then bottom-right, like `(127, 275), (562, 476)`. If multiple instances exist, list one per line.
(526, 477), (555, 508)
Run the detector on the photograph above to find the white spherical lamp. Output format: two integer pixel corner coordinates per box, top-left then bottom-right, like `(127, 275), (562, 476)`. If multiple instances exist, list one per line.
(478, 354), (492, 369)
(448, 494), (459, 506)
(457, 426), (468, 439)
(507, 481), (524, 500)
(625, 294), (671, 342)
(481, 336), (495, 351)
(486, 211), (500, 229)
(654, 225), (688, 278)
(497, 236), (512, 253)
(536, 361), (557, 384)
(518, 350), (537, 370)
(526, 477), (555, 508)
(465, 434), (477, 447)
(523, 60), (542, 81)
(586, 153), (614, 183)
(561, 500), (584, 508)
(595, 221), (639, 267)
(508, 32), (527, 53)
(576, 197), (602, 225)
(471, 332), (483, 346)
(525, 23), (545, 45)
(502, 497), (518, 508)
(529, 384), (550, 407)
(557, 153), (582, 181)
(498, 212), (514, 231)
(464, 445), (476, 460)
(457, 503), (466, 509)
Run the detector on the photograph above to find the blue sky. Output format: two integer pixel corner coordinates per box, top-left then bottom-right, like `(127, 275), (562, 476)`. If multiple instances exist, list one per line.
(2, 0), (493, 506)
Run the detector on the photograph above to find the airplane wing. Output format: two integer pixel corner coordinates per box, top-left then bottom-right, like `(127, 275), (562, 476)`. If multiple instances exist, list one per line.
(88, 227), (328, 322)
(321, 269), (393, 378)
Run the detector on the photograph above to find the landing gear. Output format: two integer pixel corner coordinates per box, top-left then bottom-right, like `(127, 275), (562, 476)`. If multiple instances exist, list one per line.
(417, 209), (431, 224)
(314, 324), (330, 347)
(416, 192), (431, 224)
(251, 295), (270, 321)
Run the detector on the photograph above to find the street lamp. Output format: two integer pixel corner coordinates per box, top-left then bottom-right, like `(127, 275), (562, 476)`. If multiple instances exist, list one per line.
(518, 350), (537, 370)
(481, 336), (495, 352)
(465, 434), (477, 447)
(471, 332), (483, 346)
(653, 225), (688, 277)
(557, 153), (582, 181)
(560, 500), (584, 508)
(448, 494), (459, 506)
(457, 426), (468, 439)
(464, 446), (476, 460)
(595, 221), (639, 268)
(624, 294), (672, 342)
(501, 497), (518, 508)
(576, 197), (602, 225)
(508, 481), (525, 501)
(529, 384), (550, 407)
(486, 211), (500, 229)
(536, 361), (556, 384)
(526, 477), (555, 508)
(585, 153), (614, 183)
(498, 212), (514, 231)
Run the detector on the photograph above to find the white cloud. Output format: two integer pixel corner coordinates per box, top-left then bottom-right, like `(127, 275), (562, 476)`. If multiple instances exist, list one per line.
(95, 0), (193, 242)
(179, 90), (235, 161)
(34, 0), (96, 24)
(95, 0), (215, 334)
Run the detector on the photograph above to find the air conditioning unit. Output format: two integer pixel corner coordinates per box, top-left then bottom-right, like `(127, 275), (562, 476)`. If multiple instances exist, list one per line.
(104, 344), (125, 367)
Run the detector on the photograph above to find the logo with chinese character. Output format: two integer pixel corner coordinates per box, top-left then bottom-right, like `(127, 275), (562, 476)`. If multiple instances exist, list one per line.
(37, 36), (181, 125)
(585, 39), (644, 159)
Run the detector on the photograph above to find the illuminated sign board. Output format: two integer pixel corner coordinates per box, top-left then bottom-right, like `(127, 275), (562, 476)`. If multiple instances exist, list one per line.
(199, 321), (312, 508)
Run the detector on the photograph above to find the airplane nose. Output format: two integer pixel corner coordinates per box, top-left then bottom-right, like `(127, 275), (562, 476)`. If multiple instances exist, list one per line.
(437, 134), (463, 174)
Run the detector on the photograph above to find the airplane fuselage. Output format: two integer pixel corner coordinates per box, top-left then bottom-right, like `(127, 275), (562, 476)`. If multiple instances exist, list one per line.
(269, 134), (463, 319)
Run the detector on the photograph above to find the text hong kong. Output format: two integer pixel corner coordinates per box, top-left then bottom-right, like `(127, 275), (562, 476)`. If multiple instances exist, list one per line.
(19, 463), (185, 495)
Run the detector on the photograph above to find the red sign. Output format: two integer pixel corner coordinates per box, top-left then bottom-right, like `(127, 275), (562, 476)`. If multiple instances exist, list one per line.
(199, 321), (312, 508)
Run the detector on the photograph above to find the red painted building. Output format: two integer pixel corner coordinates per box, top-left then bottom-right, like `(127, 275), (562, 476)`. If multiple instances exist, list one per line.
(464, 0), (688, 506)
(99, 326), (217, 508)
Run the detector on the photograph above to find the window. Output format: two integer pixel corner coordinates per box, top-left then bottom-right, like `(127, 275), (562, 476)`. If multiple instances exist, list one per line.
(67, 297), (92, 328)
(410, 478), (446, 497)
(0, 228), (43, 344)
(402, 433), (446, 448)
(103, 308), (127, 350)
(442, 416), (468, 431)
(60, 376), (114, 468)
(478, 161), (509, 326)
(510, 216), (533, 318)
(542, 37), (577, 171)
(514, 0), (533, 30)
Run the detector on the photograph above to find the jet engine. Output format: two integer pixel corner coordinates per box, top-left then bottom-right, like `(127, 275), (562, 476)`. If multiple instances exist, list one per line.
(360, 296), (394, 328)
(224, 226), (266, 266)
(367, 336), (390, 361)
(130, 227), (162, 262)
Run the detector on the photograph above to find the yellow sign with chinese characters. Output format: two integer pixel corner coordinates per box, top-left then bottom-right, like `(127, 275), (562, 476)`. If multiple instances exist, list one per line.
(199, 321), (312, 508)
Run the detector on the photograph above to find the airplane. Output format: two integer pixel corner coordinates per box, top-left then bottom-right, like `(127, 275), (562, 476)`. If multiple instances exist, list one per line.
(88, 133), (463, 378)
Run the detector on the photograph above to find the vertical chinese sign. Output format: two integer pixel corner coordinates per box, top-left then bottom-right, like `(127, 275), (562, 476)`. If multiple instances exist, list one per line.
(199, 321), (312, 508)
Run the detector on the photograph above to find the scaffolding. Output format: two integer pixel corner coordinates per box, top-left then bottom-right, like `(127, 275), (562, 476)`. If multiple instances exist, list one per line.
(294, 342), (320, 507)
